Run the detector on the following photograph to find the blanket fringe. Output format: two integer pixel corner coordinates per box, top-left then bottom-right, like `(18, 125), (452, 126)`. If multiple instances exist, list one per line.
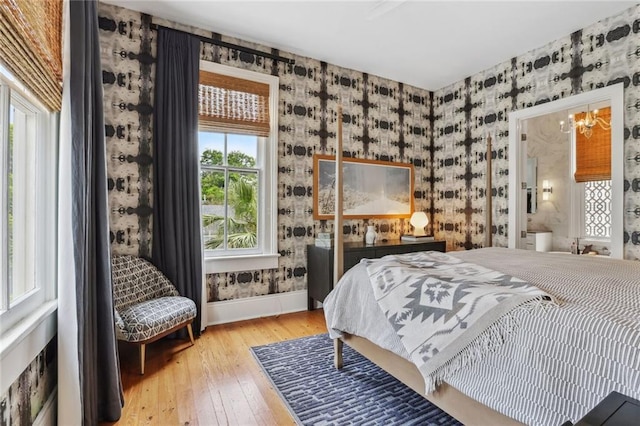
(424, 296), (555, 394)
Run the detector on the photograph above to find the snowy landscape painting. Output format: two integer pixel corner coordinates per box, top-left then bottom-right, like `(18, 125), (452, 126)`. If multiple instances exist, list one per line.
(313, 155), (413, 219)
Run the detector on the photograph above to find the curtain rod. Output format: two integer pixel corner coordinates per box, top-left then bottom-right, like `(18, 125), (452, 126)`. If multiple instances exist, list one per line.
(149, 23), (295, 65)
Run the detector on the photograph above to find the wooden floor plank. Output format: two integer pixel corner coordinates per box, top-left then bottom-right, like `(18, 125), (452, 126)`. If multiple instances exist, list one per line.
(185, 338), (221, 426)
(156, 349), (180, 425)
(198, 343), (235, 425)
(103, 309), (327, 426)
(236, 323), (299, 425)
(224, 321), (283, 426)
(137, 346), (160, 426)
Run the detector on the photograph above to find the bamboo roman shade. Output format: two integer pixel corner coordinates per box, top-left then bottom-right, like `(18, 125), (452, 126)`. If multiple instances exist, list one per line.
(0, 0), (62, 111)
(574, 107), (611, 183)
(198, 70), (270, 137)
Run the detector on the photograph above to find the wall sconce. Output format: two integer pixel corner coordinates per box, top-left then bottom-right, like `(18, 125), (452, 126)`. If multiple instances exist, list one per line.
(542, 180), (553, 201)
(409, 211), (429, 236)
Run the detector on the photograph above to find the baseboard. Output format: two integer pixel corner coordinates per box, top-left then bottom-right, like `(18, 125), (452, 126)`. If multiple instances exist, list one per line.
(33, 386), (57, 426)
(207, 290), (307, 325)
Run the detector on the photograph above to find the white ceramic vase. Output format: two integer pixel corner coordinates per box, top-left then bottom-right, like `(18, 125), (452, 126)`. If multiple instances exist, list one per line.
(365, 225), (377, 245)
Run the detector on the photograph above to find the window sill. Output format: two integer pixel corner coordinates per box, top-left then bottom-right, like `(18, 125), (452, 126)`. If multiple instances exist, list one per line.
(204, 253), (280, 274)
(0, 299), (57, 394)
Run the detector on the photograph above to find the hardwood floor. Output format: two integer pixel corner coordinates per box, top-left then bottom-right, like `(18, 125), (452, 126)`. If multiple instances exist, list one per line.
(104, 310), (328, 426)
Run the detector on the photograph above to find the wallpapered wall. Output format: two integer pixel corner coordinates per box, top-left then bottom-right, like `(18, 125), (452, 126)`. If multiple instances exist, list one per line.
(432, 4), (640, 260)
(97, 3), (433, 301)
(99, 2), (640, 306)
(0, 338), (56, 425)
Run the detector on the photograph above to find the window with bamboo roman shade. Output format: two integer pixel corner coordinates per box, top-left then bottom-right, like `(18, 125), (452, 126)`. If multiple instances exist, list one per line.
(0, 0), (62, 111)
(574, 107), (611, 183)
(198, 70), (270, 137)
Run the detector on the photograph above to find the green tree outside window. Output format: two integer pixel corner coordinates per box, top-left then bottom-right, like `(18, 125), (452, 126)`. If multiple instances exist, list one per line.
(201, 148), (258, 249)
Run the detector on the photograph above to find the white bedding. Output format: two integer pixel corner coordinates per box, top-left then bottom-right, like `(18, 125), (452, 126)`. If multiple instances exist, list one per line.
(323, 247), (640, 425)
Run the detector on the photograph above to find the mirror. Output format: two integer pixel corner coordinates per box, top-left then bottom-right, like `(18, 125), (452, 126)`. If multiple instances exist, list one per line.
(526, 157), (537, 214)
(508, 83), (624, 259)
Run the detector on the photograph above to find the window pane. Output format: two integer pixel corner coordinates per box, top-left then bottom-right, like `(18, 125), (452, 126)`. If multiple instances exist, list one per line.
(199, 131), (224, 165)
(227, 134), (257, 168)
(226, 171), (258, 249)
(199, 131), (261, 253)
(201, 169), (225, 250)
(584, 180), (611, 238)
(8, 101), (36, 302)
(7, 105), (14, 300)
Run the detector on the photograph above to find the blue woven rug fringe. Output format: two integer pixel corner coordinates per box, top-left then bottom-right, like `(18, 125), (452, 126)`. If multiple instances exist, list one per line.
(250, 333), (462, 426)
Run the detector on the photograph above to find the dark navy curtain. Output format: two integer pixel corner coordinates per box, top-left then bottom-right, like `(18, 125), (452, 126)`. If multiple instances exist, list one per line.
(152, 28), (203, 335)
(69, 0), (123, 422)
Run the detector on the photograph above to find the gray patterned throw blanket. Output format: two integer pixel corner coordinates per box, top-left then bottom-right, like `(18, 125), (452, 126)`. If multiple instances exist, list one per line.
(364, 251), (555, 393)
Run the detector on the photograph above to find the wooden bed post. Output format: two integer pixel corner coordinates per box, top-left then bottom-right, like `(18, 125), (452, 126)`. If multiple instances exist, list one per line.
(334, 338), (343, 369)
(486, 134), (493, 248)
(333, 105), (345, 369)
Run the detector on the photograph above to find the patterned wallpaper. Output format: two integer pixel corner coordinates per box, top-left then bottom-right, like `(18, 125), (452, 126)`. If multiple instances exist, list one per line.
(433, 4), (640, 260)
(97, 3), (433, 302)
(0, 338), (57, 425)
(99, 2), (640, 305)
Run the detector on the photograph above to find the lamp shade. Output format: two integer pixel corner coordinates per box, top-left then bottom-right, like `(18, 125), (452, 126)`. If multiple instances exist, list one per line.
(410, 212), (428, 236)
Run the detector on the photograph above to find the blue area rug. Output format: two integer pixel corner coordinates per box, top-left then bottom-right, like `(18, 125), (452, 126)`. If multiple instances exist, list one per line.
(250, 333), (462, 426)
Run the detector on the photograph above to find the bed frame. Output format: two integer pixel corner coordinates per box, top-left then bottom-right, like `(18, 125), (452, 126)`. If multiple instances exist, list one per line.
(330, 111), (519, 424)
(334, 334), (523, 425)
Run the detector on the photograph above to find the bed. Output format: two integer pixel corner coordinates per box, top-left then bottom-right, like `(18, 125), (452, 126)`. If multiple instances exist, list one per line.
(323, 247), (640, 425)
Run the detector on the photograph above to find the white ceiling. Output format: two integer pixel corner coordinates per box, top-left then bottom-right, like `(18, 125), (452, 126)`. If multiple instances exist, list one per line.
(102, 1), (636, 91)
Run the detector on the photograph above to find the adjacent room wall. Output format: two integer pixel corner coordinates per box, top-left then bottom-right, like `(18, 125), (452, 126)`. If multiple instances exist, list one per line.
(97, 2), (433, 302)
(432, 4), (640, 260)
(525, 111), (572, 251)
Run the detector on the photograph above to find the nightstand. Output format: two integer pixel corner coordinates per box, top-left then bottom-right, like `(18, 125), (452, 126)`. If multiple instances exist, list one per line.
(306, 239), (446, 310)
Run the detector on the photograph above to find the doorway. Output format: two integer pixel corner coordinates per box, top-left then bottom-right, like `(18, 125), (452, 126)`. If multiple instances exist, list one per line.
(507, 84), (624, 259)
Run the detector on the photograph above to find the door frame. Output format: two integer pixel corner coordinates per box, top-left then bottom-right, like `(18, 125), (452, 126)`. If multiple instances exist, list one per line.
(507, 83), (624, 258)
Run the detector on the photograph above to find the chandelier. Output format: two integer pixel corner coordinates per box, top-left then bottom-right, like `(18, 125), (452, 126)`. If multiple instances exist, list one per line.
(559, 106), (611, 138)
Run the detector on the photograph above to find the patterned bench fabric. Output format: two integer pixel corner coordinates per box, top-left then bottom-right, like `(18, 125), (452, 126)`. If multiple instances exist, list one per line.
(118, 296), (196, 342)
(111, 255), (179, 311)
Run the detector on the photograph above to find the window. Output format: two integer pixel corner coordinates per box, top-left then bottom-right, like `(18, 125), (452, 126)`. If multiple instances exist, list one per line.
(583, 180), (611, 239)
(573, 179), (612, 241)
(198, 61), (279, 274)
(0, 68), (57, 334)
(569, 104), (612, 244)
(200, 132), (260, 253)
(571, 179), (612, 244)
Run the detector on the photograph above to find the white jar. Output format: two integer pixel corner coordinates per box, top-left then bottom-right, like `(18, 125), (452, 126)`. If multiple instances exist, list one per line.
(365, 225), (377, 245)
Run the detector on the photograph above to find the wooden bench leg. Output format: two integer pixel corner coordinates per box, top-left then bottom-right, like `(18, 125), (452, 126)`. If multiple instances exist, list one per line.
(187, 323), (195, 345)
(334, 338), (343, 369)
(139, 344), (146, 375)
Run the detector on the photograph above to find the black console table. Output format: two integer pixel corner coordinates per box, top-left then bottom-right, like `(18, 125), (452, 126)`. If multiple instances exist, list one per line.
(306, 239), (446, 310)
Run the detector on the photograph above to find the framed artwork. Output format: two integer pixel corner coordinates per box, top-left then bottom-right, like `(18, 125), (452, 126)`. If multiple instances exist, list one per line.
(313, 154), (414, 220)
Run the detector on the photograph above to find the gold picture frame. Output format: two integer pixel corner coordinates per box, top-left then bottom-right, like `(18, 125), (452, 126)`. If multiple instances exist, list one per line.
(313, 154), (414, 220)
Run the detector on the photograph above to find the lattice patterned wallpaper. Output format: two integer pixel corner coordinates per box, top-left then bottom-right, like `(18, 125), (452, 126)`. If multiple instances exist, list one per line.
(97, 3), (433, 301)
(433, 4), (640, 260)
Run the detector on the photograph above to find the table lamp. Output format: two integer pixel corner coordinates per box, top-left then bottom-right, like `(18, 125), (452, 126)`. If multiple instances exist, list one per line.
(410, 212), (428, 236)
